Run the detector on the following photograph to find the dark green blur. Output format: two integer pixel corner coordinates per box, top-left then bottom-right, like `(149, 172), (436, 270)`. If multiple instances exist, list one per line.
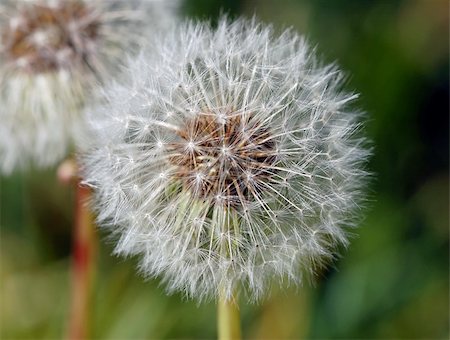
(1, 0), (448, 338)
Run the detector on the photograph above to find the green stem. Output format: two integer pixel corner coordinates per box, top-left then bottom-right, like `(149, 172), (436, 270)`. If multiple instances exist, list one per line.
(218, 290), (241, 340)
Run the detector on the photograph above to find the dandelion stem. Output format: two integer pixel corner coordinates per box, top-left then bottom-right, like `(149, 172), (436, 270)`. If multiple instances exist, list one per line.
(67, 178), (97, 340)
(218, 290), (241, 340)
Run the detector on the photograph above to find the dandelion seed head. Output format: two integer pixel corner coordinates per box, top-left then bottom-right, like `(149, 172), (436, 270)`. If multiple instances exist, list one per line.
(83, 18), (370, 301)
(2, 1), (99, 73)
(0, 0), (179, 174)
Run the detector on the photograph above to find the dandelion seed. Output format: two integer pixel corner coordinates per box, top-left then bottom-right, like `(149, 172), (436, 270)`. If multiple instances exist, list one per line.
(82, 18), (370, 302)
(0, 0), (179, 174)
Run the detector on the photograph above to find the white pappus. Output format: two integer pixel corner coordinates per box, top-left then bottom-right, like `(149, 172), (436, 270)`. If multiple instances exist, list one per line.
(82, 18), (371, 302)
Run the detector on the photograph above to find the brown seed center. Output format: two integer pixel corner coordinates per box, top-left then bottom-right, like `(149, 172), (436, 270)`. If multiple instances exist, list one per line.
(169, 113), (277, 207)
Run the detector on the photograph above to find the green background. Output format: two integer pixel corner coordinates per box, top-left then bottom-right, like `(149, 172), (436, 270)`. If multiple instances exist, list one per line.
(1, 0), (448, 338)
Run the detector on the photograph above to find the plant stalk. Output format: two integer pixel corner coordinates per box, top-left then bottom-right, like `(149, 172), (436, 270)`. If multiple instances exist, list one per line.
(218, 290), (241, 340)
(67, 181), (96, 340)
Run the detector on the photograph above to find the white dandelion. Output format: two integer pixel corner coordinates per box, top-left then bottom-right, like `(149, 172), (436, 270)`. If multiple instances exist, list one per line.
(0, 0), (179, 174)
(82, 18), (370, 302)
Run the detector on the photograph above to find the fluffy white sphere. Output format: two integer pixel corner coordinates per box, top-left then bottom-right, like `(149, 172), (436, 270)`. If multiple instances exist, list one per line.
(82, 18), (370, 301)
(0, 0), (179, 174)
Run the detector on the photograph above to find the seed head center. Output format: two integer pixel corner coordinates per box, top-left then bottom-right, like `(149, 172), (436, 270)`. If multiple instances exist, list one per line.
(169, 113), (277, 207)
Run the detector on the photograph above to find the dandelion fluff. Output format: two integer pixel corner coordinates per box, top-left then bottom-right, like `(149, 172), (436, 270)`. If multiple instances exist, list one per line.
(0, 0), (179, 174)
(82, 18), (370, 301)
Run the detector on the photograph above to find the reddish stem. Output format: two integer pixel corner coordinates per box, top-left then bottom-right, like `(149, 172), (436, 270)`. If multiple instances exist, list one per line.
(67, 182), (96, 340)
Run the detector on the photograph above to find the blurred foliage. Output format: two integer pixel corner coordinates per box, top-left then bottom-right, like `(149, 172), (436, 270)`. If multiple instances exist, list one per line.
(1, 0), (448, 339)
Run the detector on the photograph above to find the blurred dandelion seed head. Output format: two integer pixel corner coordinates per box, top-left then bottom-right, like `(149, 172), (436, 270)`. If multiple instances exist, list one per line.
(83, 18), (370, 301)
(0, 0), (179, 174)
(2, 1), (99, 74)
